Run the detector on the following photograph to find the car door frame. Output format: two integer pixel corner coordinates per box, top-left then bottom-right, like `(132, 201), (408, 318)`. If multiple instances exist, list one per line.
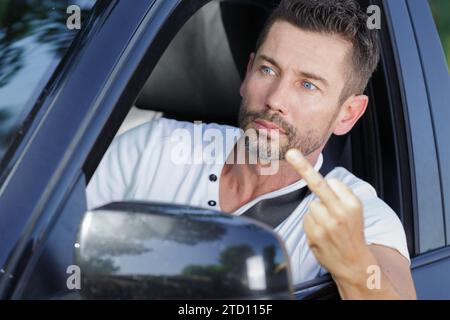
(403, 0), (450, 299)
(0, 0), (186, 298)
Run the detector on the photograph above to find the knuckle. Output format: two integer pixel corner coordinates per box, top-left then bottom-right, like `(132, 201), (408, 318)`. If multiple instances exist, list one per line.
(346, 197), (362, 212)
(310, 177), (326, 190)
(309, 200), (321, 211)
(298, 160), (310, 172)
(313, 228), (325, 241)
(326, 220), (338, 232)
(334, 216), (345, 226)
(333, 205), (347, 217)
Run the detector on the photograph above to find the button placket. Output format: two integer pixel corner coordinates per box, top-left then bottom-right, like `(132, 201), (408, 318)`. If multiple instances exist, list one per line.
(207, 171), (219, 208)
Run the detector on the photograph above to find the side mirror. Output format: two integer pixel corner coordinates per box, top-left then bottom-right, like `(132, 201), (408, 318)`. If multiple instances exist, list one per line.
(76, 202), (294, 299)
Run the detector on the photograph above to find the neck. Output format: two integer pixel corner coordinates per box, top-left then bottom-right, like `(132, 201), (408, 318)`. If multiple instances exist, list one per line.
(221, 141), (322, 202)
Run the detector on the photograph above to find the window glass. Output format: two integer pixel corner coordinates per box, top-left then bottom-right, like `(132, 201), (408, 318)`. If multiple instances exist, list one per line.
(0, 0), (96, 167)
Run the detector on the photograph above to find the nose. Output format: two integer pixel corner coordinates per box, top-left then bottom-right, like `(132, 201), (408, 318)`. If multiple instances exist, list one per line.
(265, 78), (290, 115)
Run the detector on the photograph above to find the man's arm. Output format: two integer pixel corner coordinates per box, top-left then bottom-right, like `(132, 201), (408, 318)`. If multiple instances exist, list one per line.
(332, 244), (416, 299)
(86, 119), (158, 209)
(285, 149), (417, 300)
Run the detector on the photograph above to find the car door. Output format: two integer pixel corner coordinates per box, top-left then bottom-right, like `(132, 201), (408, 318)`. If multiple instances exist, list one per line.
(0, 0), (100, 298)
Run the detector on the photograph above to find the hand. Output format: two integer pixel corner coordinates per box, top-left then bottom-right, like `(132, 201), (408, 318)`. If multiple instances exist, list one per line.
(285, 149), (374, 284)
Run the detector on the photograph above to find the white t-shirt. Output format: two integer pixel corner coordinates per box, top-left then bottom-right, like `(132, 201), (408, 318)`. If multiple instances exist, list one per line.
(86, 117), (410, 285)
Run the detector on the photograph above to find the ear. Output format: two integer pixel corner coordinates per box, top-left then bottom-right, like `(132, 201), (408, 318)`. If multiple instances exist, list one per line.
(333, 94), (369, 136)
(240, 52), (256, 97)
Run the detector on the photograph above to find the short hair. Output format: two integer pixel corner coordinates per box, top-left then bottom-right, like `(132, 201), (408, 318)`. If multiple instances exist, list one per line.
(255, 0), (380, 103)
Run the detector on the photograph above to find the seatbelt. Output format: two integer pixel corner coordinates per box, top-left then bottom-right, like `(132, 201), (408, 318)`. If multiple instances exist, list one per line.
(240, 164), (331, 229)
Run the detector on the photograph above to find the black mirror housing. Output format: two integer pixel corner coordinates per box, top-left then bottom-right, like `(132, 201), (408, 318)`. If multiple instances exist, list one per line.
(76, 202), (293, 299)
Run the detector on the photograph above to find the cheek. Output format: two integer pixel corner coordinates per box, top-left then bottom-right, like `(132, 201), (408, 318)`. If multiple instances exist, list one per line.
(290, 98), (336, 132)
(244, 76), (271, 107)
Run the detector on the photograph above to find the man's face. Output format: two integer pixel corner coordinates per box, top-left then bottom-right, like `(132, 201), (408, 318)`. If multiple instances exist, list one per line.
(239, 20), (353, 160)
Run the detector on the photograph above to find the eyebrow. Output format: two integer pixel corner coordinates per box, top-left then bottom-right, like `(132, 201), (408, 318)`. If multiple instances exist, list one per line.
(257, 54), (329, 88)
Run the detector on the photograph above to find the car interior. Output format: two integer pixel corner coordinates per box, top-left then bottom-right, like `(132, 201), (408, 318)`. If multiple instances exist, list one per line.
(116, 0), (414, 259)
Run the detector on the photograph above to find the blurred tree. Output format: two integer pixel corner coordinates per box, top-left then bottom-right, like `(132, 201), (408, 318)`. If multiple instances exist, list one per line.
(429, 0), (450, 72)
(0, 0), (94, 163)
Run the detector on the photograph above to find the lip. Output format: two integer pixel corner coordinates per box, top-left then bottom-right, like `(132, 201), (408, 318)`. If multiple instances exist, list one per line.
(254, 119), (286, 134)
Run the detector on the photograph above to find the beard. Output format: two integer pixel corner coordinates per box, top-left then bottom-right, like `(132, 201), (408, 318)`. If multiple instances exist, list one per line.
(237, 98), (332, 161)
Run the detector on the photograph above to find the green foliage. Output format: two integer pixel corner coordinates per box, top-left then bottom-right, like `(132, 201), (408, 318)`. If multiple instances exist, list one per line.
(429, 0), (450, 72)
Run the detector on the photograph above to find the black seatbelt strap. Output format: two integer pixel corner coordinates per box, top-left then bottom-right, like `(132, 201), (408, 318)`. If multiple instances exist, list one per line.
(240, 164), (331, 229)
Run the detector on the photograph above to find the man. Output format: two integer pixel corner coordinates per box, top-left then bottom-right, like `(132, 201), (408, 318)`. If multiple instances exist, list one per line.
(87, 0), (417, 299)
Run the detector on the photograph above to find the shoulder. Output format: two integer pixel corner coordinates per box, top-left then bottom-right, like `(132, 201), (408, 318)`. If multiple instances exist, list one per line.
(115, 117), (238, 144)
(111, 117), (240, 166)
(114, 117), (192, 143)
(324, 167), (395, 217)
(325, 167), (377, 198)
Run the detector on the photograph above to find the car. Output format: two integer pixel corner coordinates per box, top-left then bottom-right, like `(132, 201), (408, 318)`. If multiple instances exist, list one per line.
(0, 0), (449, 299)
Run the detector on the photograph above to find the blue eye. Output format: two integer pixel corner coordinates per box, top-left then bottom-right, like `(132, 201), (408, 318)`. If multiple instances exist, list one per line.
(303, 81), (317, 91)
(261, 66), (275, 76)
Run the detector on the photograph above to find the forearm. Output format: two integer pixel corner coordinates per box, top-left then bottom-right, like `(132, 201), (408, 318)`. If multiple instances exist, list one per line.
(335, 272), (406, 300)
(332, 249), (414, 300)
